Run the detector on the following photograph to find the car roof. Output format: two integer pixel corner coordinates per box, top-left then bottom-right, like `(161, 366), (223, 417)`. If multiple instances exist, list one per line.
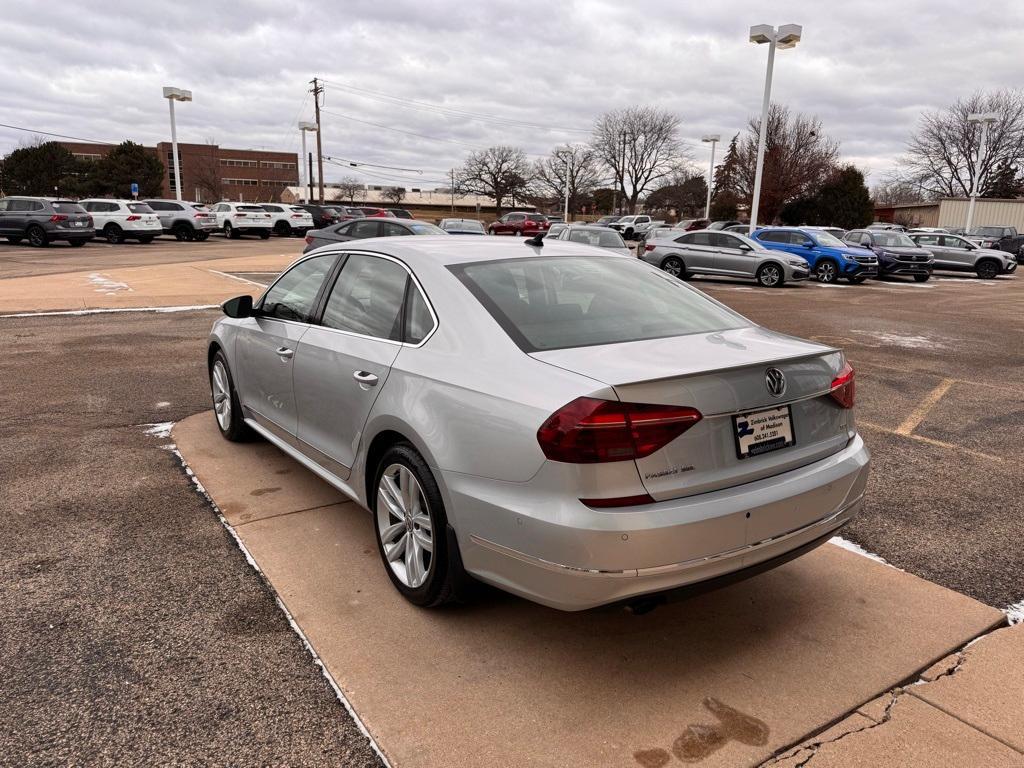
(317, 235), (613, 266)
(563, 224), (616, 232)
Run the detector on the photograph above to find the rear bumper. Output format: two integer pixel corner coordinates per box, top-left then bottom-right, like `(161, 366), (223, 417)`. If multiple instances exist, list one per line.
(450, 434), (871, 611)
(50, 227), (96, 240)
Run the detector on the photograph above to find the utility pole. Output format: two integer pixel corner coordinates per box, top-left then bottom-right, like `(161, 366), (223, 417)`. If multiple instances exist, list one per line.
(450, 169), (456, 215)
(310, 77), (325, 204)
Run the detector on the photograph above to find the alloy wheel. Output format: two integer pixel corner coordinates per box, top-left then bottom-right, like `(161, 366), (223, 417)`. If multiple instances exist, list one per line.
(211, 360), (232, 431)
(661, 256), (683, 277)
(817, 261), (837, 283)
(376, 463), (433, 589)
(759, 264), (781, 287)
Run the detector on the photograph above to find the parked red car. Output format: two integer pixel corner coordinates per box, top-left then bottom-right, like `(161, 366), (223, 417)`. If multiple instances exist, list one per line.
(488, 212), (550, 236)
(360, 207), (390, 218)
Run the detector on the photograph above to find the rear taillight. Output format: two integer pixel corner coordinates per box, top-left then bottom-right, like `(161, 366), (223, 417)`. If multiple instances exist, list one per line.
(829, 362), (855, 409)
(235, 212), (247, 217)
(49, 214), (68, 222)
(644, 244), (655, 251)
(194, 213), (206, 218)
(537, 397), (703, 464)
(126, 215), (141, 221)
(291, 214), (303, 218)
(304, 234), (313, 245)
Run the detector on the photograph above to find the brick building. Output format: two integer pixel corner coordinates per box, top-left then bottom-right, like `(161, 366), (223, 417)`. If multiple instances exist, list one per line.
(59, 141), (299, 203)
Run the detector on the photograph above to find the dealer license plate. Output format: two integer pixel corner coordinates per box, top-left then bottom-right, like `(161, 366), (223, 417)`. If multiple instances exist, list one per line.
(733, 406), (794, 459)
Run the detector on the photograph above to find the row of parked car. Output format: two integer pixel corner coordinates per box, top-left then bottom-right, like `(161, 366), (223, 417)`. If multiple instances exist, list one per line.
(0, 195), (418, 247)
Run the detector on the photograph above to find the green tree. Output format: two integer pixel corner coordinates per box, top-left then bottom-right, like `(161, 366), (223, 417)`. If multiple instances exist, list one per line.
(984, 161), (1023, 198)
(90, 141), (165, 197)
(780, 166), (873, 229)
(709, 190), (740, 220)
(0, 141), (87, 196)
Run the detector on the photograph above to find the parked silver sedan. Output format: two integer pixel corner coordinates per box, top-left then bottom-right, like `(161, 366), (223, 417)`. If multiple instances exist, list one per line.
(641, 229), (810, 287)
(551, 224), (631, 256)
(208, 237), (869, 611)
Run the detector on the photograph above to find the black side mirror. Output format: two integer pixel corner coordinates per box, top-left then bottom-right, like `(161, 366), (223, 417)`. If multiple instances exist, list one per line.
(222, 294), (253, 318)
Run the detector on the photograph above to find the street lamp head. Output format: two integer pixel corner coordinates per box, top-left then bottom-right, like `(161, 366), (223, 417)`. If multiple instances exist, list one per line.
(749, 24), (774, 44)
(701, 134), (721, 143)
(775, 23), (802, 48)
(967, 112), (999, 124)
(299, 121), (317, 131)
(162, 86), (192, 102)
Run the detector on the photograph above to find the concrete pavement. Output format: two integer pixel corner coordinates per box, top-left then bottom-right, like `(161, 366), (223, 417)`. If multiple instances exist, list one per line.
(173, 411), (1016, 768)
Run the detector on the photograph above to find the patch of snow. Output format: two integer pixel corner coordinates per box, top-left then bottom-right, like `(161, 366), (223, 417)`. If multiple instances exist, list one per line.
(0, 305), (219, 319)
(829, 536), (897, 568)
(1005, 599), (1024, 625)
(155, 401), (171, 408)
(853, 330), (948, 350)
(141, 421), (174, 439)
(88, 273), (133, 294)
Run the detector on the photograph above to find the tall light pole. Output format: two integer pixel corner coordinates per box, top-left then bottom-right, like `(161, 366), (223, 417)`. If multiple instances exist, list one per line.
(557, 148), (573, 221)
(965, 112), (998, 233)
(747, 24), (802, 234)
(162, 87), (192, 201)
(701, 134), (720, 220)
(299, 122), (317, 203)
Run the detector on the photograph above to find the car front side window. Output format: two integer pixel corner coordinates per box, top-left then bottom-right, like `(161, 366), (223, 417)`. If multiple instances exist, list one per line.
(259, 254), (336, 323)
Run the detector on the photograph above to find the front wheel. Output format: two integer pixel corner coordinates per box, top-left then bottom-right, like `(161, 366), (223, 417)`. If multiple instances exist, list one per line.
(913, 273), (930, 282)
(513, 230), (522, 237)
(210, 351), (253, 442)
(373, 445), (468, 607)
(27, 225), (48, 247)
(756, 263), (784, 287)
(976, 259), (999, 279)
(224, 222), (239, 239)
(625, 228), (634, 240)
(816, 260), (839, 284)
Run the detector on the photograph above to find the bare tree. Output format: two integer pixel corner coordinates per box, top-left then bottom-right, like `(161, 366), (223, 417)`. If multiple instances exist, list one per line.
(903, 89), (1024, 198)
(871, 175), (931, 205)
(735, 104), (840, 223)
(190, 142), (223, 202)
(591, 106), (688, 212)
(381, 186), (406, 204)
(337, 176), (363, 203)
(457, 146), (531, 216)
(529, 144), (603, 217)
(646, 166), (708, 219)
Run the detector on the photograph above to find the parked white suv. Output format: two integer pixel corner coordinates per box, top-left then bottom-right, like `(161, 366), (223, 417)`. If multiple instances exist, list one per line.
(144, 199), (218, 241)
(609, 214), (653, 240)
(80, 199), (163, 244)
(210, 202), (273, 239)
(259, 204), (315, 237)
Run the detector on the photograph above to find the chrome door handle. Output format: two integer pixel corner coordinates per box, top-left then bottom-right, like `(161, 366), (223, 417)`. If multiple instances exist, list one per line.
(353, 370), (379, 386)
(276, 347), (294, 359)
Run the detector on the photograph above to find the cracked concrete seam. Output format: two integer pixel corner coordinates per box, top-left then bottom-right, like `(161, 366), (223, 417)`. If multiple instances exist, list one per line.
(760, 635), (981, 766)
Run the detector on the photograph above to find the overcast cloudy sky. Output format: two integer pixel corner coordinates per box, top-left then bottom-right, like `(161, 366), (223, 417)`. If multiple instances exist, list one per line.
(1, 0), (1021, 189)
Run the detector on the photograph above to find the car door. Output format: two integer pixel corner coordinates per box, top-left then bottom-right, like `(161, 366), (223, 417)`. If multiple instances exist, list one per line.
(234, 253), (338, 438)
(5, 199), (30, 233)
(675, 231), (719, 273)
(709, 233), (758, 277)
(939, 235), (976, 270)
(0, 199), (12, 235)
(912, 234), (944, 267)
(292, 252), (414, 479)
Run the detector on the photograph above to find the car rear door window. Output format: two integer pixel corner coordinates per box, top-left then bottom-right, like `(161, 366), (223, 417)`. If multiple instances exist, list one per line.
(941, 236), (966, 248)
(404, 283), (435, 344)
(710, 233), (740, 248)
(382, 222), (411, 237)
(260, 254), (336, 323)
(350, 220), (381, 239)
(915, 235), (940, 247)
(687, 232), (713, 246)
(321, 254), (408, 341)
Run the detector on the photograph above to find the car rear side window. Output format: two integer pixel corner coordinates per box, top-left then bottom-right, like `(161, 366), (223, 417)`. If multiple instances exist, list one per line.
(260, 254), (336, 323)
(451, 256), (746, 352)
(405, 283), (434, 344)
(321, 254), (408, 341)
(127, 203), (154, 213)
(350, 220), (381, 238)
(53, 201), (86, 214)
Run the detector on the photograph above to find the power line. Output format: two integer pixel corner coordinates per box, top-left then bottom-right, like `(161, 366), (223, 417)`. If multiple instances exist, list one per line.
(323, 158), (448, 186)
(319, 79), (591, 134)
(0, 122), (110, 145)
(323, 154), (424, 173)
(321, 109), (487, 151)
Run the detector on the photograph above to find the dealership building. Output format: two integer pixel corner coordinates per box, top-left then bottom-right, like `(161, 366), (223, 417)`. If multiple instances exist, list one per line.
(59, 141), (299, 202)
(874, 197), (1024, 230)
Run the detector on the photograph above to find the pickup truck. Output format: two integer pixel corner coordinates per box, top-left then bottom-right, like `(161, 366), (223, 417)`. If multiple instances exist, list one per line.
(965, 226), (1024, 263)
(608, 214), (654, 240)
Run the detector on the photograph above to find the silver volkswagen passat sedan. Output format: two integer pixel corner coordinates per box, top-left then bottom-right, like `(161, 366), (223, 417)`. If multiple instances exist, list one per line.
(641, 229), (810, 287)
(208, 237), (869, 611)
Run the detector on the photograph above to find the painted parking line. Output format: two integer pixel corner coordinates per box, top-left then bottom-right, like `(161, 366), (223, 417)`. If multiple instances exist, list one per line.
(205, 268), (269, 288)
(0, 305), (219, 319)
(858, 420), (1003, 463)
(895, 379), (955, 436)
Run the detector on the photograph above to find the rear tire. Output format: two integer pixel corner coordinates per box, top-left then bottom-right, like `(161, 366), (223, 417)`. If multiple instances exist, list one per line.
(913, 273), (930, 282)
(513, 230), (522, 237)
(756, 263), (784, 287)
(138, 235), (154, 244)
(976, 259), (999, 279)
(210, 351), (253, 442)
(224, 222), (239, 239)
(372, 444), (468, 608)
(259, 230), (271, 240)
(69, 239), (87, 248)
(104, 224), (124, 244)
(816, 259), (839, 283)
(660, 255), (685, 278)
(27, 225), (48, 248)
(172, 223), (193, 241)
(193, 230), (209, 242)
(274, 221), (292, 237)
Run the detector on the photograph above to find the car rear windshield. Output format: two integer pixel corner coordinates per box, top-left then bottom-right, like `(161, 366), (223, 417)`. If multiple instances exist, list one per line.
(52, 201), (86, 214)
(128, 203), (154, 213)
(526, 214), (546, 222)
(238, 205), (266, 212)
(191, 204), (210, 211)
(566, 229), (626, 248)
(450, 256), (746, 352)
(972, 227), (1009, 237)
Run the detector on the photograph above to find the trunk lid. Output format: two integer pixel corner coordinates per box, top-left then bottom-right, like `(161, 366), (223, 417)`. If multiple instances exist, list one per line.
(531, 326), (852, 501)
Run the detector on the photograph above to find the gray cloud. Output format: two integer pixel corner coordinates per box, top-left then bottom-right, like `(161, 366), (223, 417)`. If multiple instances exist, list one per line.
(1, 0), (1021, 186)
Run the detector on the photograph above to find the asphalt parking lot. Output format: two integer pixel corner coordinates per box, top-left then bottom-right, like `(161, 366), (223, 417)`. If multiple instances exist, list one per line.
(1, 237), (1021, 764)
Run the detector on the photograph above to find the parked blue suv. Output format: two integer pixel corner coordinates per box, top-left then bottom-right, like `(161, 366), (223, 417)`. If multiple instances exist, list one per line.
(753, 227), (879, 284)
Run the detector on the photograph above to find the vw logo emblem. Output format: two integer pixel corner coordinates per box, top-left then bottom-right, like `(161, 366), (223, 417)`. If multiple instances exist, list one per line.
(765, 367), (787, 397)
